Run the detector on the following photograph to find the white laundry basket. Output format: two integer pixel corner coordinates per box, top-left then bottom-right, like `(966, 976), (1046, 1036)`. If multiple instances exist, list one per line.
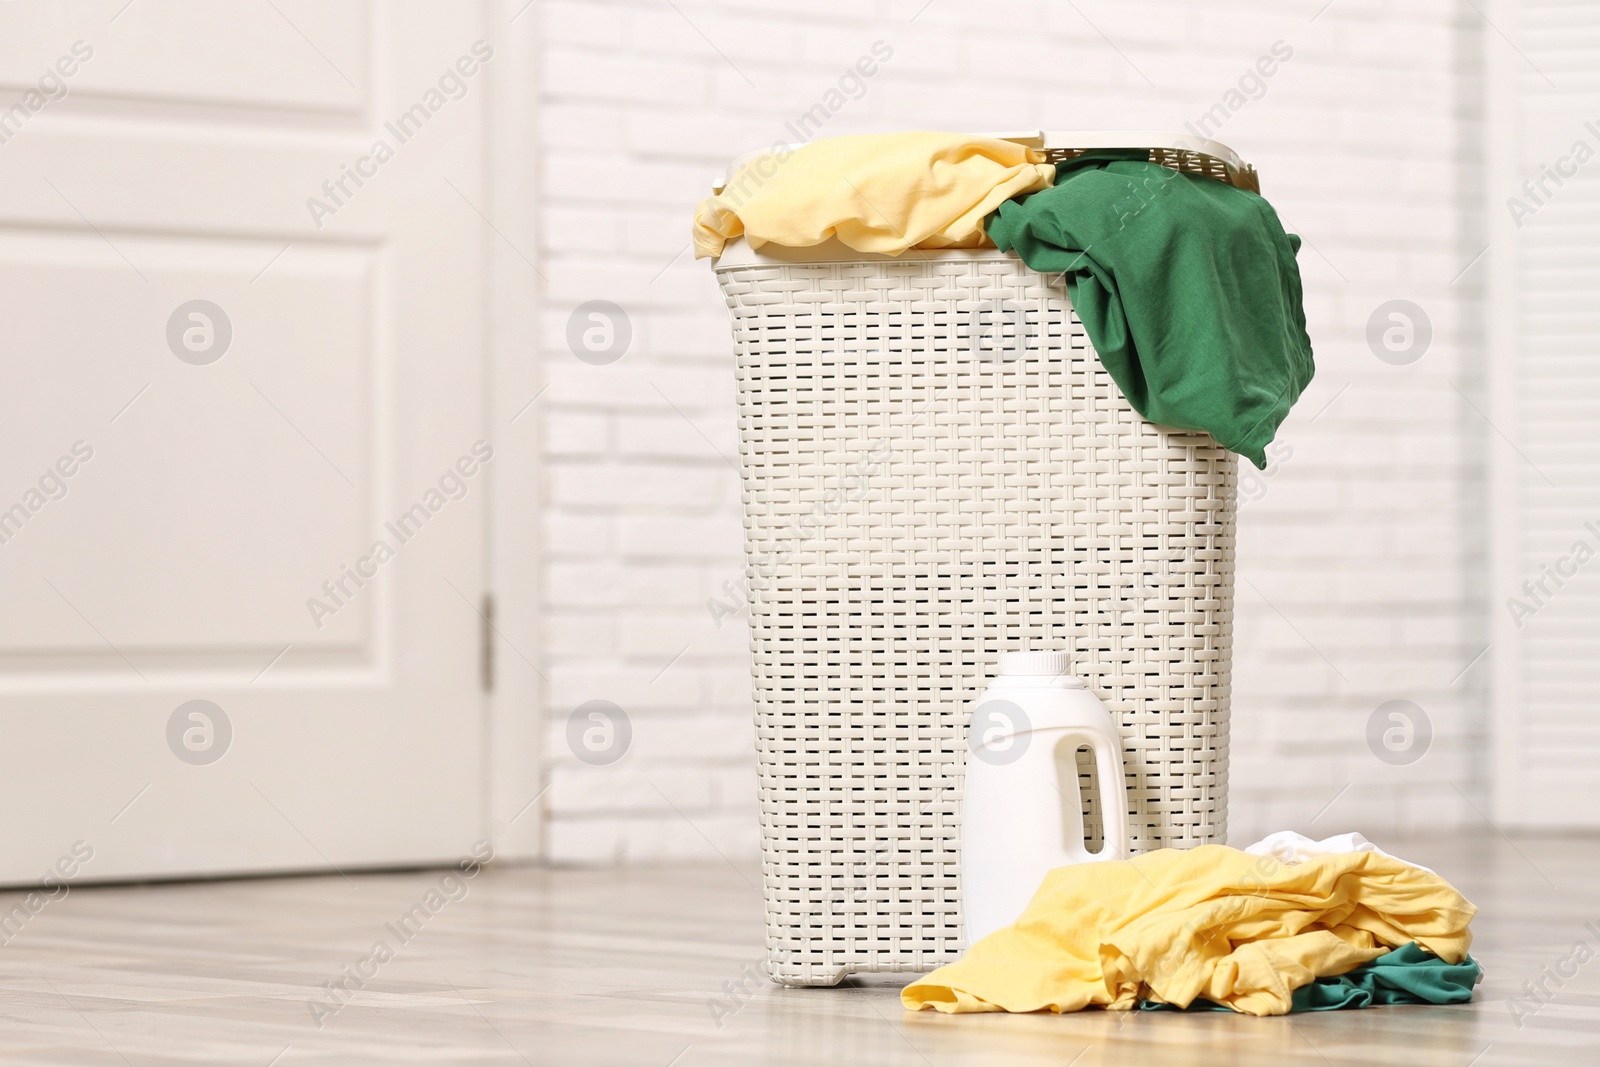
(710, 132), (1252, 987)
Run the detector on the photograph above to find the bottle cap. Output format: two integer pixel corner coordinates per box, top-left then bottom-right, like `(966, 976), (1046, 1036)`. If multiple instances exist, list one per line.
(995, 651), (1080, 683)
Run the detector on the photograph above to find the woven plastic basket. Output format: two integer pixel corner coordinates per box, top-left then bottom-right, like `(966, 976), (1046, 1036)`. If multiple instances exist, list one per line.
(711, 132), (1248, 986)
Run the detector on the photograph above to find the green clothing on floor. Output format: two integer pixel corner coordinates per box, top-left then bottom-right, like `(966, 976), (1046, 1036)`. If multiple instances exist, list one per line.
(985, 154), (1315, 469)
(1140, 943), (1481, 1013)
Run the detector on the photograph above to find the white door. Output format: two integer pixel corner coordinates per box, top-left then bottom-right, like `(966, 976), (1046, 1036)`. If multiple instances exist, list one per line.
(1486, 0), (1600, 826)
(0, 1), (498, 882)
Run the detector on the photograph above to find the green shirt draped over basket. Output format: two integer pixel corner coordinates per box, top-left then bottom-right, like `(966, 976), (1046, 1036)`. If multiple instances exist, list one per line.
(986, 154), (1315, 469)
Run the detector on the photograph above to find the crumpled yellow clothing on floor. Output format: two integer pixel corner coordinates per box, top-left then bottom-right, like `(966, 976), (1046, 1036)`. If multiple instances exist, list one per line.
(692, 131), (1054, 259)
(903, 845), (1475, 1017)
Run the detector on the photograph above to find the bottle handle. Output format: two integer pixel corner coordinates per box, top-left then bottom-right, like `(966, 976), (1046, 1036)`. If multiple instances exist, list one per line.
(1092, 734), (1131, 860)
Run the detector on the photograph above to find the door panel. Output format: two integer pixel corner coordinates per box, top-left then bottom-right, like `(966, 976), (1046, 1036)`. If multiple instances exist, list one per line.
(0, 1), (367, 114)
(0, 234), (373, 651)
(1488, 0), (1600, 826)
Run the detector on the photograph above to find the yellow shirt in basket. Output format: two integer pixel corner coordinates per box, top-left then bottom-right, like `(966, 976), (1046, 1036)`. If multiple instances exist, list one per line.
(902, 845), (1476, 1017)
(692, 132), (1055, 259)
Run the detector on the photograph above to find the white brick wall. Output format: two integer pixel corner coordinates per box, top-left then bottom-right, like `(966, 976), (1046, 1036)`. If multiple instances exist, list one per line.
(535, 0), (1486, 861)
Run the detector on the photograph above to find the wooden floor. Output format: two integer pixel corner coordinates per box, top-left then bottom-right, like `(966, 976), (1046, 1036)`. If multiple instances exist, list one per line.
(1, 832), (1596, 1065)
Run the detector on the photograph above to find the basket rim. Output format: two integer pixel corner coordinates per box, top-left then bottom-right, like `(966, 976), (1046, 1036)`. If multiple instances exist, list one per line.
(713, 129), (1255, 195)
(709, 235), (1021, 270)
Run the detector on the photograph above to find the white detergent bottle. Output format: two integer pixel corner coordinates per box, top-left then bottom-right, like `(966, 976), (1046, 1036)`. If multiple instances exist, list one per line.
(960, 650), (1131, 947)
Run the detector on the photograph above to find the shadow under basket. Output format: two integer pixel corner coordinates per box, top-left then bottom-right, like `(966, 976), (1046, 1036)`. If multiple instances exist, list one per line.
(714, 235), (1236, 987)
